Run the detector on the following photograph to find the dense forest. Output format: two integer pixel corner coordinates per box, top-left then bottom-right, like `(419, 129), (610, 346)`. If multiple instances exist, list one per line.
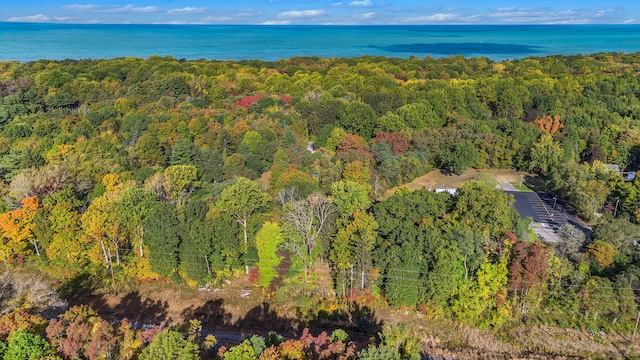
(1, 52), (640, 358)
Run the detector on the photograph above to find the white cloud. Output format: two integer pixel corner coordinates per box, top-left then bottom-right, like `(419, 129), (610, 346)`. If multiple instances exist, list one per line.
(83, 18), (107, 24)
(6, 14), (71, 22)
(198, 9), (262, 23)
(167, 7), (207, 15)
(130, 6), (159, 13)
(349, 0), (372, 6)
(58, 4), (103, 12)
(277, 10), (328, 19)
(495, 7), (517, 12)
(236, 10), (264, 18)
(59, 4), (161, 14)
(200, 15), (235, 23)
(402, 13), (461, 23)
(487, 7), (625, 24)
(261, 20), (292, 25)
(353, 12), (376, 20)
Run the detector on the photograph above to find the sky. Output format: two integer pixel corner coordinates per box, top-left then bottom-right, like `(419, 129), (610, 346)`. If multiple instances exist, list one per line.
(2, 1), (639, 25)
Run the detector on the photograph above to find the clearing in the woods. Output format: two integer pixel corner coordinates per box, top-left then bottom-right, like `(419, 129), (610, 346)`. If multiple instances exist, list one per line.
(380, 168), (533, 199)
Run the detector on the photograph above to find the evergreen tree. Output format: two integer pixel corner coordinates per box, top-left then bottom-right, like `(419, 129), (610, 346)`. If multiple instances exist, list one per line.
(196, 148), (224, 183)
(170, 138), (195, 166)
(144, 202), (181, 277)
(180, 200), (214, 283)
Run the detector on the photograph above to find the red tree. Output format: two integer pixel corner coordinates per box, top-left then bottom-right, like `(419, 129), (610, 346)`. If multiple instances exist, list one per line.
(508, 240), (551, 292)
(299, 328), (356, 360)
(235, 94), (267, 109)
(375, 132), (410, 155)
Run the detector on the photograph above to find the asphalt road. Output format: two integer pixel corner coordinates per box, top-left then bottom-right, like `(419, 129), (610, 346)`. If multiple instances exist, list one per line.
(504, 190), (591, 241)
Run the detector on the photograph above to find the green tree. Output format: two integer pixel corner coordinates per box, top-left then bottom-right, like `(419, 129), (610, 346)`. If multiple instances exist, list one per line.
(5, 329), (52, 360)
(568, 179), (609, 222)
(529, 133), (562, 177)
(398, 101), (443, 130)
(180, 201), (215, 283)
(216, 177), (271, 245)
(134, 134), (166, 167)
(208, 211), (242, 273)
(453, 181), (517, 245)
(331, 211), (378, 290)
(578, 276), (618, 317)
(337, 100), (377, 138)
(592, 217), (640, 258)
(438, 140), (479, 175)
(222, 339), (256, 360)
(222, 153), (247, 180)
(330, 180), (371, 221)
(496, 87), (524, 120)
(170, 138), (195, 166)
(196, 148), (224, 184)
(162, 165), (199, 205)
(375, 111), (406, 133)
(448, 256), (510, 328)
(241, 131), (262, 153)
(256, 222), (284, 289)
(450, 228), (485, 279)
(139, 330), (199, 360)
(144, 202), (181, 277)
(181, 219), (215, 283)
(116, 187), (156, 258)
(382, 232), (423, 308)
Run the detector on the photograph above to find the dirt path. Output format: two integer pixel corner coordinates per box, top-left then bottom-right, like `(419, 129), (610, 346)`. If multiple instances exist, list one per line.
(65, 279), (640, 359)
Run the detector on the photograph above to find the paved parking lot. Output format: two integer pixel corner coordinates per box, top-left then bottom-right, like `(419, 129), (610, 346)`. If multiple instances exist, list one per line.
(505, 190), (588, 242)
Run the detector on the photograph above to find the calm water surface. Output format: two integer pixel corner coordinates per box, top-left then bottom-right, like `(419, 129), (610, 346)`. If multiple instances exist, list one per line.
(1, 23), (639, 62)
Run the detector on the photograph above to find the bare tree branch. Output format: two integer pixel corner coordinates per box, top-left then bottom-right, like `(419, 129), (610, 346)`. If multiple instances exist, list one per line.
(282, 190), (336, 258)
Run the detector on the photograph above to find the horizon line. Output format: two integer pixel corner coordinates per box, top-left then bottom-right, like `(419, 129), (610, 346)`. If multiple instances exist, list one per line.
(2, 21), (640, 26)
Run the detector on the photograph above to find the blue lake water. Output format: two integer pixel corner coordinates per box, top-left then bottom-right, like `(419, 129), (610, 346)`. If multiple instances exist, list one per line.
(1, 23), (640, 62)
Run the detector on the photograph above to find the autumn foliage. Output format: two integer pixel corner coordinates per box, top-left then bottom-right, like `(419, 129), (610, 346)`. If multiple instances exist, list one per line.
(534, 115), (564, 135)
(0, 196), (40, 259)
(508, 240), (551, 292)
(235, 94), (267, 109)
(585, 239), (616, 269)
(374, 132), (410, 155)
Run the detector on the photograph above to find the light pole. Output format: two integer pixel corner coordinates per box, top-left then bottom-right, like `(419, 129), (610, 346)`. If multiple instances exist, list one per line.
(614, 196), (620, 218)
(519, 173), (523, 188)
(552, 196), (558, 211)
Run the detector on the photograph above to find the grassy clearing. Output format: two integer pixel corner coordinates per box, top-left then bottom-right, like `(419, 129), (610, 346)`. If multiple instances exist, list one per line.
(377, 311), (640, 359)
(380, 168), (536, 200)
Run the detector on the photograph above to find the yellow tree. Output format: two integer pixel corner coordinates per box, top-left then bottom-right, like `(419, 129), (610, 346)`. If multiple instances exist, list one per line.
(81, 174), (128, 270)
(585, 240), (616, 269)
(45, 199), (86, 267)
(0, 196), (40, 267)
(82, 195), (117, 269)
